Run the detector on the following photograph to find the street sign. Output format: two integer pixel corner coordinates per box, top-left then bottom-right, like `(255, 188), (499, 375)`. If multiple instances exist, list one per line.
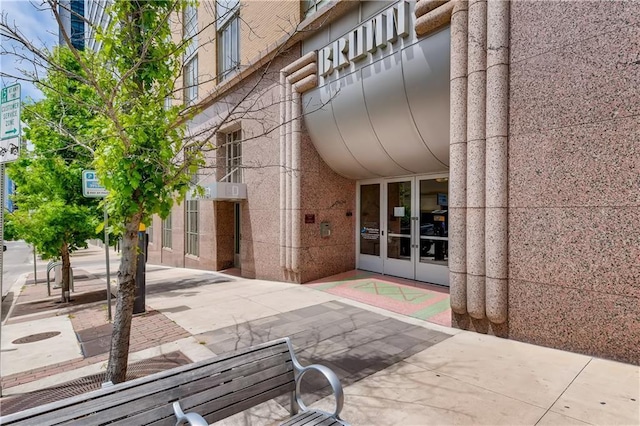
(0, 84), (21, 164)
(82, 170), (109, 197)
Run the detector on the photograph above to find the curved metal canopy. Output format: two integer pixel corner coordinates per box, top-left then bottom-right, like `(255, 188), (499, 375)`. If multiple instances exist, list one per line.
(303, 27), (451, 180)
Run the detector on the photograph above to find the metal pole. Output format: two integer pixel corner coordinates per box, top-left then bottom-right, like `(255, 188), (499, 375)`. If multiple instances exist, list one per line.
(33, 245), (37, 284)
(104, 204), (112, 321)
(1, 164), (5, 397)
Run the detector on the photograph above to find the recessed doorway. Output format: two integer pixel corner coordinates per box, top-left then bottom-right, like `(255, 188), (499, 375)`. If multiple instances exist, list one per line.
(357, 176), (449, 286)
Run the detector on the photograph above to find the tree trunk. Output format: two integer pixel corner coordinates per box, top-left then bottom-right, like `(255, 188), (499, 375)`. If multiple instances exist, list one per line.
(106, 212), (142, 384)
(60, 242), (71, 303)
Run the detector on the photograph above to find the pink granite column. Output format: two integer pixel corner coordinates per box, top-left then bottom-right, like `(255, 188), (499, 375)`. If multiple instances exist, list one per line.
(484, 0), (509, 324)
(466, 0), (487, 320)
(285, 79), (293, 272)
(279, 72), (287, 270)
(279, 52), (318, 280)
(291, 90), (301, 274)
(449, 0), (469, 315)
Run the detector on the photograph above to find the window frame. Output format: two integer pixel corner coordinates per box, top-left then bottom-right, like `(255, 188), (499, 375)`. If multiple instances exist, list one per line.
(147, 220), (154, 244)
(162, 212), (173, 249)
(183, 54), (198, 107)
(217, 1), (240, 82)
(224, 129), (242, 183)
(185, 200), (199, 256)
(183, 3), (198, 106)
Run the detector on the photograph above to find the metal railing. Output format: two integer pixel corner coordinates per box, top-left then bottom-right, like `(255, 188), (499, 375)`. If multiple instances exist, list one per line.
(46, 260), (74, 297)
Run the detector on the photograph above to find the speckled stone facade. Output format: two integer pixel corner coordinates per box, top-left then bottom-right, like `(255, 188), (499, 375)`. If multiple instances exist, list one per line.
(146, 0), (639, 365)
(507, 0), (640, 365)
(147, 50), (356, 284)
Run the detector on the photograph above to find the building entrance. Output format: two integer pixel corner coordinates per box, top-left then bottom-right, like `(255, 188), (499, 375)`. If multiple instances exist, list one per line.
(357, 176), (449, 286)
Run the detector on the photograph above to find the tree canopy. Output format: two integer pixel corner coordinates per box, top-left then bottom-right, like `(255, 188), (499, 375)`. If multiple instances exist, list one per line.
(7, 47), (101, 298)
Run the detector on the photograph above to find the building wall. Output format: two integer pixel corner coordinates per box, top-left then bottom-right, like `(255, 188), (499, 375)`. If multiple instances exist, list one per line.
(171, 1), (302, 106)
(197, 2), (218, 101)
(507, 1), (640, 364)
(298, 123), (356, 283)
(239, 0), (301, 65)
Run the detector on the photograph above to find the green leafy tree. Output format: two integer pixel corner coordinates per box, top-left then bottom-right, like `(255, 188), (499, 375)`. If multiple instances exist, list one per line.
(2, 0), (296, 384)
(8, 47), (101, 302)
(3, 0), (201, 384)
(4, 0), (203, 384)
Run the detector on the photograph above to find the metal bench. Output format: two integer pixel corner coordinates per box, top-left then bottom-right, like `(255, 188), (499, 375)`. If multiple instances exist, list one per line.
(0, 338), (348, 426)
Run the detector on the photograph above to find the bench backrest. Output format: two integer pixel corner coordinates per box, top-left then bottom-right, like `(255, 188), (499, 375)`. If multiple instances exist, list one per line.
(1, 339), (295, 426)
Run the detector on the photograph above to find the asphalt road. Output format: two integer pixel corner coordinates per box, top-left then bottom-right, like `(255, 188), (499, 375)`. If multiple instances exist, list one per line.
(2, 240), (36, 299)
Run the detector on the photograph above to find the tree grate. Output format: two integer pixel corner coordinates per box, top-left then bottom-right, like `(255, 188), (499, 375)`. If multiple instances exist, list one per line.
(0, 351), (191, 416)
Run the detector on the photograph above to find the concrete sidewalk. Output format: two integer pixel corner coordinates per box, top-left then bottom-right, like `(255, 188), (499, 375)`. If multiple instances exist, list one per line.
(1, 247), (638, 425)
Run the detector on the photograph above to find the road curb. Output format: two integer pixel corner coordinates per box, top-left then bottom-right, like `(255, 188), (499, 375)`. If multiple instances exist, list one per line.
(1, 272), (28, 326)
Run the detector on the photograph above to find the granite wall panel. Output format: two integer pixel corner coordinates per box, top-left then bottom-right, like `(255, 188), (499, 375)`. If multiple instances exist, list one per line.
(510, 0), (640, 64)
(509, 1), (640, 363)
(509, 279), (640, 365)
(510, 22), (640, 136)
(509, 207), (640, 299)
(509, 116), (640, 208)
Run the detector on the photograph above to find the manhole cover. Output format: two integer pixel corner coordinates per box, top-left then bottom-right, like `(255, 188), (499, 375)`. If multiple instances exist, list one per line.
(12, 331), (61, 344)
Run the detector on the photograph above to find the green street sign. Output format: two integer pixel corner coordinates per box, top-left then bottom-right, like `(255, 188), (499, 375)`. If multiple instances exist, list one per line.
(0, 84), (21, 163)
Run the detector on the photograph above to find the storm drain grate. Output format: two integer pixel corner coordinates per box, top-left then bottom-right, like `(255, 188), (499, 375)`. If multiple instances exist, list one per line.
(0, 351), (192, 416)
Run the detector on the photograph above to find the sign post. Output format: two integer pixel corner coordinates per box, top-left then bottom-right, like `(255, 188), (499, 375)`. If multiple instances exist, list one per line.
(0, 84), (21, 396)
(82, 170), (112, 321)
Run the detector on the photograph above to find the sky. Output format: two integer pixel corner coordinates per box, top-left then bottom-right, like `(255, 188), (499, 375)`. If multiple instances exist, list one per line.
(1, 0), (58, 101)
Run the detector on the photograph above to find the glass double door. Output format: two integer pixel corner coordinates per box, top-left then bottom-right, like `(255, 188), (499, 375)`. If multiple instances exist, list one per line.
(358, 176), (449, 286)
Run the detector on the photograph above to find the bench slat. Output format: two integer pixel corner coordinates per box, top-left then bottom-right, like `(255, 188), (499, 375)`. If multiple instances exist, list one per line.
(282, 411), (326, 426)
(139, 374), (296, 426)
(65, 355), (293, 426)
(314, 417), (339, 426)
(197, 373), (296, 424)
(202, 379), (297, 426)
(1, 340), (291, 426)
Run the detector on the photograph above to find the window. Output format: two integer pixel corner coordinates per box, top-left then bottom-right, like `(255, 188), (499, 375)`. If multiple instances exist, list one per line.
(217, 0), (240, 81)
(147, 220), (153, 244)
(302, 0), (329, 18)
(69, 0), (85, 50)
(225, 129), (242, 183)
(164, 96), (172, 111)
(183, 3), (198, 106)
(183, 3), (198, 56)
(184, 146), (199, 185)
(185, 200), (199, 256)
(184, 55), (198, 106)
(162, 212), (172, 248)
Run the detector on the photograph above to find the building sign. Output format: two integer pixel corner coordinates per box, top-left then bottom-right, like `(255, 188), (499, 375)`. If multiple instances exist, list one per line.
(361, 223), (380, 240)
(318, 0), (410, 78)
(0, 84), (21, 164)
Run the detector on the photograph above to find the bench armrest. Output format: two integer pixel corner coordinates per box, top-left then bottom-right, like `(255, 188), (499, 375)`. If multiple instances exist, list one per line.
(292, 362), (345, 420)
(173, 401), (209, 426)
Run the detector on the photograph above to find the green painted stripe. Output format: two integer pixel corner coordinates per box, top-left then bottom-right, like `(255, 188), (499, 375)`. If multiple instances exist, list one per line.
(312, 281), (345, 290)
(352, 281), (436, 303)
(410, 298), (451, 320)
